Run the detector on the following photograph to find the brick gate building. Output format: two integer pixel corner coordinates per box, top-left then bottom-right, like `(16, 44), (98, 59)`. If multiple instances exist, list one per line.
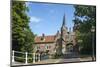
(33, 14), (79, 56)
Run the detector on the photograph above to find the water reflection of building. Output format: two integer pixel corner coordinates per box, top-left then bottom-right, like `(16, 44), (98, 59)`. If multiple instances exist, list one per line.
(34, 14), (79, 56)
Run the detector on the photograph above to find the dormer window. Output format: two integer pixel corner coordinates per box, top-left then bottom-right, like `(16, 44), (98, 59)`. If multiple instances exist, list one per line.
(41, 37), (44, 40)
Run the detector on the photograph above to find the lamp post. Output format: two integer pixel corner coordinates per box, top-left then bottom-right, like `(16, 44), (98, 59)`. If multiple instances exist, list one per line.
(91, 26), (95, 61)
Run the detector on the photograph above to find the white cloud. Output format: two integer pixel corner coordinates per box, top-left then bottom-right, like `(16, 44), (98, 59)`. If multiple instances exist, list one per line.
(30, 16), (41, 23)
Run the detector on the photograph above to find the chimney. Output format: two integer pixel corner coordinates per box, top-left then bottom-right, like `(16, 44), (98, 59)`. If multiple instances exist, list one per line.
(41, 33), (45, 41)
(42, 33), (45, 38)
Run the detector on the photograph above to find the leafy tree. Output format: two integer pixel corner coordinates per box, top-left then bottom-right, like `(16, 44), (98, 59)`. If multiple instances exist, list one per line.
(12, 1), (35, 53)
(73, 5), (96, 55)
(21, 28), (35, 53)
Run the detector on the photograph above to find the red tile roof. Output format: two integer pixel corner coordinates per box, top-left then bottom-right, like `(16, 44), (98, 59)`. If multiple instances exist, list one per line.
(34, 35), (56, 43)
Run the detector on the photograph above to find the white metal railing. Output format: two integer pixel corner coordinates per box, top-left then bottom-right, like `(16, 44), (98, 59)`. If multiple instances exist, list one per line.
(12, 50), (41, 64)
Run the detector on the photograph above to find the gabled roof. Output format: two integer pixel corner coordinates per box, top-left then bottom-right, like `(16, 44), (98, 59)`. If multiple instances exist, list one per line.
(34, 35), (56, 43)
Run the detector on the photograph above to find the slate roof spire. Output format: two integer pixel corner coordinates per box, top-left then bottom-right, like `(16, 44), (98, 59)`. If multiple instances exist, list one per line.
(62, 14), (66, 27)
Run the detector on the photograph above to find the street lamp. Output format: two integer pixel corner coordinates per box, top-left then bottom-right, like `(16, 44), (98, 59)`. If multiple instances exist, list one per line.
(91, 26), (95, 61)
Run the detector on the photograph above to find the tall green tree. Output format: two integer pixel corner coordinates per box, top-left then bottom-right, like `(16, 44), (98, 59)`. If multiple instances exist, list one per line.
(73, 5), (96, 55)
(12, 1), (35, 53)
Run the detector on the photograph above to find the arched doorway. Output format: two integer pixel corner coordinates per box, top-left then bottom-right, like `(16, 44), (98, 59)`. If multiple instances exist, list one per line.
(64, 43), (74, 58)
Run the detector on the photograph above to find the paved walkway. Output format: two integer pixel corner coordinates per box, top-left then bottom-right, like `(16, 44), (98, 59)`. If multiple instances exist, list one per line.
(12, 57), (93, 66)
(12, 59), (60, 66)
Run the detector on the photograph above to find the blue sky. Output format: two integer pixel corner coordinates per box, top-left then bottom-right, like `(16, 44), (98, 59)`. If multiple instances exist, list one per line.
(26, 2), (75, 36)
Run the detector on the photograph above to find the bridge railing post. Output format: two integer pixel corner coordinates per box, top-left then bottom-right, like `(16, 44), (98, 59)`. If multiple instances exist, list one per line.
(36, 53), (37, 61)
(12, 50), (15, 62)
(25, 52), (28, 64)
(38, 53), (40, 62)
(33, 53), (35, 63)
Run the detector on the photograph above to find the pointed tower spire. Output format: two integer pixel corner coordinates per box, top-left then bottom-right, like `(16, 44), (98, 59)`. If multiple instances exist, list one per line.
(56, 30), (60, 37)
(62, 14), (66, 27)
